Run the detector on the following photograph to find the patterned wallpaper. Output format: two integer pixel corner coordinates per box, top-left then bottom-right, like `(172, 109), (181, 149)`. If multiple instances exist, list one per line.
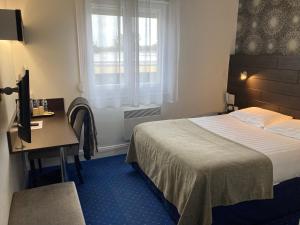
(235, 0), (300, 55)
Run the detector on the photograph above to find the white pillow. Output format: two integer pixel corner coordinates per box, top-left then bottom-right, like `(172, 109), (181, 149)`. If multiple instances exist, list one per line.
(265, 120), (300, 140)
(229, 107), (292, 128)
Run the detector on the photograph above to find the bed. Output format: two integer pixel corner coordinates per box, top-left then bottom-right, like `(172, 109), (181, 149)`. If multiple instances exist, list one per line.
(190, 115), (300, 185)
(127, 113), (300, 225)
(127, 55), (300, 225)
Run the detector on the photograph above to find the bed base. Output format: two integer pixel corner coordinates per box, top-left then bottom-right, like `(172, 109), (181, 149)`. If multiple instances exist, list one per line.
(132, 163), (300, 225)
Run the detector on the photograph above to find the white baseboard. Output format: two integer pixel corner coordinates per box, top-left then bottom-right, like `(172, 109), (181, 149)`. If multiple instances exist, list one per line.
(92, 143), (129, 159)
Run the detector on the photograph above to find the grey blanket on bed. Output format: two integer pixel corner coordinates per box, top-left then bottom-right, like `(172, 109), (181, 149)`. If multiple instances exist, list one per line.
(126, 119), (273, 225)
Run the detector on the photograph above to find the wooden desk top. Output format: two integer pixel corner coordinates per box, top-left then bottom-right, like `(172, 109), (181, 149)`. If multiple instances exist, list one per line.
(8, 99), (79, 154)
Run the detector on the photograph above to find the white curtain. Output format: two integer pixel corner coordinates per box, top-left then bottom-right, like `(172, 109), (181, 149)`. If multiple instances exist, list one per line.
(75, 0), (180, 108)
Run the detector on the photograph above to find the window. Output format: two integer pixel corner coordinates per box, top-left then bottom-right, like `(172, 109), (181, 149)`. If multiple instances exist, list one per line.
(92, 14), (124, 85)
(139, 17), (158, 83)
(80, 0), (180, 108)
(91, 6), (161, 87)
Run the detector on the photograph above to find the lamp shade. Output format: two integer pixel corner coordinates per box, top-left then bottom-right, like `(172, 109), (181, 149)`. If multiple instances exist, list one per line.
(0, 9), (23, 41)
(240, 71), (248, 81)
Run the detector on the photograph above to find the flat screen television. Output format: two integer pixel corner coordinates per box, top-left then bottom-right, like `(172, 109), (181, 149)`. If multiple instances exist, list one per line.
(17, 70), (31, 143)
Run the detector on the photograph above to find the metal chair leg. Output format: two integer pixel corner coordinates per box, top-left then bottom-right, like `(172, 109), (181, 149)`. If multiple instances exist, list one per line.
(74, 155), (83, 184)
(30, 159), (35, 171)
(60, 147), (68, 182)
(74, 154), (82, 169)
(29, 159), (37, 187)
(38, 159), (42, 172)
(78, 159), (83, 170)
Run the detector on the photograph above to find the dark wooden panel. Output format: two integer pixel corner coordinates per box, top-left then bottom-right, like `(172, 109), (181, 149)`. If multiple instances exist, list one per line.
(261, 92), (300, 111)
(250, 100), (281, 112)
(279, 108), (300, 119)
(250, 70), (299, 84)
(230, 55), (278, 69)
(229, 68), (299, 84)
(228, 86), (262, 111)
(246, 79), (300, 97)
(228, 86), (261, 100)
(231, 98), (281, 113)
(278, 56), (300, 70)
(229, 67), (259, 79)
(228, 55), (300, 119)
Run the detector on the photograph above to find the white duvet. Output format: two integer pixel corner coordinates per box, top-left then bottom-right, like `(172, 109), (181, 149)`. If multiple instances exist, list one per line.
(189, 115), (300, 185)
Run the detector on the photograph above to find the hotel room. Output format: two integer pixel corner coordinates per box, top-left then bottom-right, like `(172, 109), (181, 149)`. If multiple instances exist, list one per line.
(1, 0), (300, 225)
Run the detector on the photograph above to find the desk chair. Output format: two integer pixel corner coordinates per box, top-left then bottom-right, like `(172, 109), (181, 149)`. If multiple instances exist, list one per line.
(28, 108), (86, 184)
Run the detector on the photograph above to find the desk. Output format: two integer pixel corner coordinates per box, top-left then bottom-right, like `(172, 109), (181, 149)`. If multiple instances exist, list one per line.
(7, 98), (79, 182)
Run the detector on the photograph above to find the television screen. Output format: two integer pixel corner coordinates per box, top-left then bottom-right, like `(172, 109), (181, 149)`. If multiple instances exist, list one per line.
(17, 70), (31, 143)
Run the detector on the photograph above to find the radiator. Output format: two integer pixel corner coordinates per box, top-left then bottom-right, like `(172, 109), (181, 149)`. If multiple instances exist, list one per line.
(123, 106), (161, 141)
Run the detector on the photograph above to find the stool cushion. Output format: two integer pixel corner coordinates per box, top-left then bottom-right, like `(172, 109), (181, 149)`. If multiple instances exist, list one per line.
(8, 182), (85, 225)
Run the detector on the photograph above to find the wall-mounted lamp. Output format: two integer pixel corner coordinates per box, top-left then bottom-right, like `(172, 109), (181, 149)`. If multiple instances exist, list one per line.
(0, 9), (24, 41)
(240, 71), (248, 81)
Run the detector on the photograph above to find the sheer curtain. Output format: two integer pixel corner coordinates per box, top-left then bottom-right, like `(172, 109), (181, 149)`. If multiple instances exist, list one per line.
(76, 0), (180, 108)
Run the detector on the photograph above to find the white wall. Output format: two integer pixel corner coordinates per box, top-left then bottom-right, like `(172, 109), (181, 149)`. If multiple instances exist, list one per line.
(0, 1), (238, 223)
(163, 0), (239, 119)
(10, 0), (81, 107)
(0, 5), (27, 225)
(10, 0), (239, 146)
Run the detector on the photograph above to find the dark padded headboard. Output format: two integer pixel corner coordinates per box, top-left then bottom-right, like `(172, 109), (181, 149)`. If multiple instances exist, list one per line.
(227, 55), (300, 119)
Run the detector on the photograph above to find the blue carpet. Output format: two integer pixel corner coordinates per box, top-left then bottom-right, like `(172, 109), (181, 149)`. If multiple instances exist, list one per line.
(29, 155), (300, 225)
(31, 155), (176, 225)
